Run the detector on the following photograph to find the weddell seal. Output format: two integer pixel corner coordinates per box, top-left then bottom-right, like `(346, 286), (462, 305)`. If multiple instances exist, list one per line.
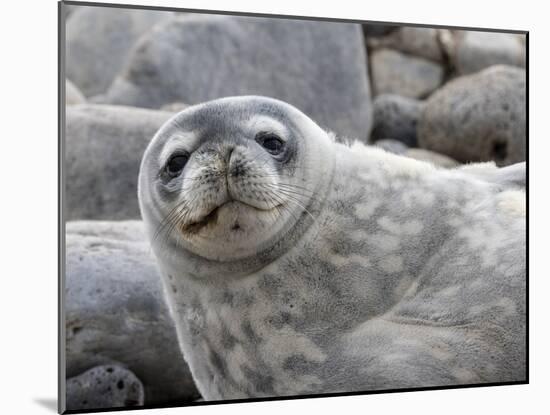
(138, 96), (526, 399)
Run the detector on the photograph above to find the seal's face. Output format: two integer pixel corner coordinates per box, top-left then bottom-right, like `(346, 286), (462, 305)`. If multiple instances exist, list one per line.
(139, 96), (334, 266)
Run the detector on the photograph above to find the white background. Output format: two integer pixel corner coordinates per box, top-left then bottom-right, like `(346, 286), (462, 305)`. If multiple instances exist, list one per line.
(0, 0), (544, 413)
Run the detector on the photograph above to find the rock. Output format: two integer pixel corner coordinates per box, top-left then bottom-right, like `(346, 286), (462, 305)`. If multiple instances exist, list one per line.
(372, 140), (459, 167)
(98, 15), (373, 141)
(65, 220), (200, 405)
(370, 94), (424, 147)
(370, 49), (444, 98)
(66, 104), (173, 220)
(367, 27), (444, 62)
(160, 102), (188, 113)
(66, 364), (144, 411)
(66, 79), (86, 105)
(66, 7), (174, 97)
(418, 65), (526, 166)
(444, 31), (526, 75)
(362, 23), (398, 37)
(405, 148), (459, 168)
(64, 4), (80, 18)
(373, 139), (409, 155)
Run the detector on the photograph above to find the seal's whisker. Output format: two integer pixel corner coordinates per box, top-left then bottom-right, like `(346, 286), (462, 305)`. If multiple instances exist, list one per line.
(246, 177), (318, 197)
(275, 192), (317, 223)
(154, 191), (202, 244)
(258, 184), (318, 225)
(261, 182), (320, 204)
(263, 191), (303, 225)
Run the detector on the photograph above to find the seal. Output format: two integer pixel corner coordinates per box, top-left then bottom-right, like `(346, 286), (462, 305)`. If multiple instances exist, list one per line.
(138, 96), (526, 400)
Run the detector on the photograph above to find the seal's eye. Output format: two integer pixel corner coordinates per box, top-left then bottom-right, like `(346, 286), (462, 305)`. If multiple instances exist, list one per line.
(165, 153), (189, 177)
(256, 132), (285, 155)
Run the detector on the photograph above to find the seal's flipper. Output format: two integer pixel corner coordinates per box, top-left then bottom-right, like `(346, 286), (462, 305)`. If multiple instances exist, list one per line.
(459, 162), (526, 190)
(494, 162), (526, 189)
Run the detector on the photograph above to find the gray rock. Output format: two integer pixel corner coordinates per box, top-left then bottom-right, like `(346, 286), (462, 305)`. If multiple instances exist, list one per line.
(418, 65), (526, 166)
(66, 79), (86, 106)
(66, 7), (174, 97)
(367, 27), (444, 62)
(66, 364), (144, 411)
(370, 94), (424, 146)
(444, 30), (526, 75)
(160, 102), (189, 113)
(373, 139), (459, 167)
(370, 49), (444, 98)
(66, 104), (173, 220)
(66, 220), (200, 405)
(64, 4), (80, 18)
(98, 15), (373, 141)
(362, 23), (398, 37)
(405, 148), (459, 168)
(373, 138), (409, 155)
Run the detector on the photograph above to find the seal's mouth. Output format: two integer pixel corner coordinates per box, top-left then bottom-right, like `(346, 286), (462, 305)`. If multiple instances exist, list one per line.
(180, 200), (279, 235)
(182, 204), (225, 234)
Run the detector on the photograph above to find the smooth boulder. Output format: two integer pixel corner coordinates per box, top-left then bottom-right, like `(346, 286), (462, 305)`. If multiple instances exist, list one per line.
(370, 49), (444, 98)
(444, 31), (526, 75)
(66, 104), (173, 220)
(367, 27), (444, 62)
(370, 94), (424, 147)
(418, 65), (526, 166)
(66, 7), (174, 96)
(66, 364), (144, 411)
(66, 220), (200, 404)
(97, 15), (373, 141)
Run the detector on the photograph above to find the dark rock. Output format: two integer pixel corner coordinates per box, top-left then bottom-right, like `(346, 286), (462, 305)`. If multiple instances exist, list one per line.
(370, 49), (444, 98)
(362, 23), (398, 37)
(418, 65), (526, 166)
(66, 104), (173, 220)
(370, 94), (424, 146)
(98, 15), (373, 141)
(66, 220), (200, 405)
(66, 364), (144, 411)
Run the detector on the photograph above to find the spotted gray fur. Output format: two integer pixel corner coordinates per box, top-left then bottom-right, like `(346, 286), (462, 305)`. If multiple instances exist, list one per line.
(138, 96), (526, 400)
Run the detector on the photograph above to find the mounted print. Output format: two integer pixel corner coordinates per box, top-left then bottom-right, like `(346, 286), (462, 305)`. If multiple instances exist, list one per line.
(59, 1), (527, 413)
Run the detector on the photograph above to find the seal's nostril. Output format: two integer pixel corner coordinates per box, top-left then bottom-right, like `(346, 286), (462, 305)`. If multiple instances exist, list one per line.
(226, 146), (235, 162)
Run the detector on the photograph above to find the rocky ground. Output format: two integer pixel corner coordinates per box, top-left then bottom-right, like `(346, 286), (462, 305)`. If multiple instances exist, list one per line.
(63, 5), (526, 411)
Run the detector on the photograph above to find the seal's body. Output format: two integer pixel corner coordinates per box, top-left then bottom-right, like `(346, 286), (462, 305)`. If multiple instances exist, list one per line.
(138, 96), (526, 400)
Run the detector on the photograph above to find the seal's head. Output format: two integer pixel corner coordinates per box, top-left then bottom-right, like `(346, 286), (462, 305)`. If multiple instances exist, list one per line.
(138, 96), (334, 277)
